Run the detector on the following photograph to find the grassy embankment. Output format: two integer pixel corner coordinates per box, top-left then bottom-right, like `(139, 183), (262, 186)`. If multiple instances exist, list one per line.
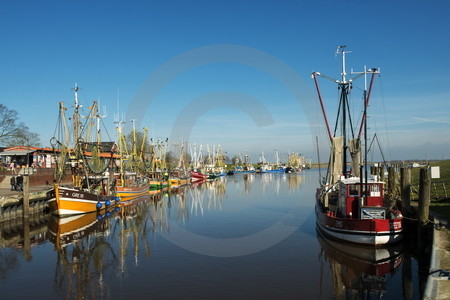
(410, 159), (450, 223)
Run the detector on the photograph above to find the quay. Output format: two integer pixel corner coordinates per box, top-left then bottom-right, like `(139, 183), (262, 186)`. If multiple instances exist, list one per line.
(424, 214), (450, 300)
(0, 173), (51, 223)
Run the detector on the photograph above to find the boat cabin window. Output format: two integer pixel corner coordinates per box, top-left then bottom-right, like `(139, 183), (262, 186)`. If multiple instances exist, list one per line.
(348, 184), (359, 196)
(369, 184), (381, 197)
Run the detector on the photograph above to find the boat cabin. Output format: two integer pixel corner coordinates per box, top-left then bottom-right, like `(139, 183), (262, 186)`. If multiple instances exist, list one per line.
(338, 176), (386, 219)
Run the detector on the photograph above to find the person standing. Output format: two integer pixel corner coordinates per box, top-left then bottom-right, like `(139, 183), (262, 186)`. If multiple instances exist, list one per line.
(10, 176), (16, 191)
(10, 162), (16, 174)
(16, 175), (23, 192)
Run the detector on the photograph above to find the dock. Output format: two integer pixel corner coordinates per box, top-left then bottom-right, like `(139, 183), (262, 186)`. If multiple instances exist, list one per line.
(424, 215), (450, 300)
(0, 174), (51, 223)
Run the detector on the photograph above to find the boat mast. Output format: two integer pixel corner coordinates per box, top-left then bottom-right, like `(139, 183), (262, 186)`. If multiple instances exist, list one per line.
(337, 46), (351, 178)
(131, 119), (138, 173)
(71, 84), (84, 188)
(312, 46), (354, 179)
(72, 84), (82, 148)
(352, 66), (380, 193)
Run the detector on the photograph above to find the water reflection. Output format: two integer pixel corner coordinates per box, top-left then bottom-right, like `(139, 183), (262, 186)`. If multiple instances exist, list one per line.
(317, 229), (404, 299)
(48, 209), (117, 298)
(235, 173), (305, 195)
(190, 179), (226, 216)
(0, 212), (49, 278)
(0, 173), (423, 299)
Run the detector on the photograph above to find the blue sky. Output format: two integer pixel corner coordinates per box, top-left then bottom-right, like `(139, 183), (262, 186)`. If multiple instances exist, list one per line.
(1, 0), (449, 162)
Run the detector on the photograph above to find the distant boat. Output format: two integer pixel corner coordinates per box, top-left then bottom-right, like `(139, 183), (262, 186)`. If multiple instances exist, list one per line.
(234, 166), (255, 174)
(313, 47), (403, 246)
(115, 122), (151, 201)
(116, 182), (150, 201)
(284, 166), (297, 173)
(266, 167), (286, 173)
(191, 170), (208, 181)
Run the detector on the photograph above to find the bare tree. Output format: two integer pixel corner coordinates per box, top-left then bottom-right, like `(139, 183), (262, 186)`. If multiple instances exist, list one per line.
(0, 104), (41, 147)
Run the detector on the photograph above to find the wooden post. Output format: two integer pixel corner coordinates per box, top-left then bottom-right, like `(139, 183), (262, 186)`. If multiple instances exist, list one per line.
(400, 167), (411, 214)
(388, 167), (395, 194)
(417, 168), (431, 262)
(386, 167), (396, 209)
(418, 168), (430, 225)
(22, 174), (31, 260)
(23, 175), (30, 219)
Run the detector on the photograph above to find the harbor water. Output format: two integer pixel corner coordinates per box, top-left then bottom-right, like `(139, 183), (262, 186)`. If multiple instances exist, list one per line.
(0, 170), (422, 299)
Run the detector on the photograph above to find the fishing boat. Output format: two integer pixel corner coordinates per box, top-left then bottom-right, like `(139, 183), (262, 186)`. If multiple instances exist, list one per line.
(233, 166), (254, 173)
(148, 138), (170, 189)
(265, 166), (286, 173)
(256, 152), (268, 173)
(285, 152), (304, 173)
(191, 170), (208, 181)
(265, 150), (286, 173)
(169, 142), (191, 187)
(115, 119), (150, 201)
(116, 177), (150, 200)
(313, 46), (403, 246)
(48, 86), (119, 216)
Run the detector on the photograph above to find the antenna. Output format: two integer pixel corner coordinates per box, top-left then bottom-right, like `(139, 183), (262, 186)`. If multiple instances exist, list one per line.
(95, 98), (107, 134)
(72, 83), (82, 109)
(335, 46), (352, 83)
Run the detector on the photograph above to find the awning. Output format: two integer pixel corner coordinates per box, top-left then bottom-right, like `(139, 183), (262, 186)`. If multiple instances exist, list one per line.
(0, 150), (35, 156)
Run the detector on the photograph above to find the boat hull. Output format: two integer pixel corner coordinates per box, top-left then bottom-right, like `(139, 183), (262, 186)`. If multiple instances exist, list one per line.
(266, 168), (286, 173)
(116, 184), (150, 201)
(48, 186), (117, 217)
(315, 202), (403, 246)
(191, 170), (207, 181)
(233, 170), (255, 174)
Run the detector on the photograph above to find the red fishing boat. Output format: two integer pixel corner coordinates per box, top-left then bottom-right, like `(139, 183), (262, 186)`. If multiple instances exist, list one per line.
(313, 46), (403, 246)
(190, 170), (207, 182)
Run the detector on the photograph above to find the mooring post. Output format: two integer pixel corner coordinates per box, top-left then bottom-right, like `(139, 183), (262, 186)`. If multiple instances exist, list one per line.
(23, 175), (30, 218)
(400, 167), (411, 215)
(22, 174), (31, 260)
(388, 167), (395, 194)
(417, 167), (431, 257)
(418, 168), (430, 225)
(385, 166), (396, 209)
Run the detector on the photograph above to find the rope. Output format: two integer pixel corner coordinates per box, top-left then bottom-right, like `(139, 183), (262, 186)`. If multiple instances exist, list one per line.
(401, 216), (446, 229)
(402, 215), (419, 221)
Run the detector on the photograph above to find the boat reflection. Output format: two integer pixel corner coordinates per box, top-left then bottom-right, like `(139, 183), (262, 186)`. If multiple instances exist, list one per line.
(48, 209), (115, 249)
(48, 208), (117, 298)
(190, 178), (226, 216)
(317, 228), (403, 299)
(115, 195), (155, 273)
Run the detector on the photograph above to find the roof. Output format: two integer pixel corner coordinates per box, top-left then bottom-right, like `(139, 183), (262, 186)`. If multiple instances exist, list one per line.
(0, 150), (34, 156)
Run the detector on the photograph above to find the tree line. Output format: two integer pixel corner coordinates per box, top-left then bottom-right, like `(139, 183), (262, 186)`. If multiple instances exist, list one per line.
(0, 104), (41, 147)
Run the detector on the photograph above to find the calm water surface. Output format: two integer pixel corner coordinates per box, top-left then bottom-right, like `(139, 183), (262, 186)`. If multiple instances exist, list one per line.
(0, 170), (422, 299)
